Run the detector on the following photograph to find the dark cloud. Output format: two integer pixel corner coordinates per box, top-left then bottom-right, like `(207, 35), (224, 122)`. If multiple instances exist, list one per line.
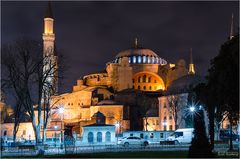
(1, 1), (239, 96)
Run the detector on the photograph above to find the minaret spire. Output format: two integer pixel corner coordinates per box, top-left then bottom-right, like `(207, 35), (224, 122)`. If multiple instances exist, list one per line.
(45, 1), (53, 18)
(230, 13), (234, 40)
(188, 48), (195, 75)
(42, 2), (58, 94)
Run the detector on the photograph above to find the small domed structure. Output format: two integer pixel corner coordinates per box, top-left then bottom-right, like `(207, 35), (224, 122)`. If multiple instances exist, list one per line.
(91, 111), (106, 124)
(166, 74), (206, 94)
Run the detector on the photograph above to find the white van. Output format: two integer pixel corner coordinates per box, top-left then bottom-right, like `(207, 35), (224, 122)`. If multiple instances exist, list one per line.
(166, 128), (194, 144)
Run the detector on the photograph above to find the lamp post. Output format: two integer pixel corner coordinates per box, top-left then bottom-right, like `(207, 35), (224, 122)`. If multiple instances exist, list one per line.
(54, 125), (58, 147)
(189, 106), (196, 128)
(115, 121), (120, 144)
(58, 107), (64, 149)
(162, 121), (167, 140)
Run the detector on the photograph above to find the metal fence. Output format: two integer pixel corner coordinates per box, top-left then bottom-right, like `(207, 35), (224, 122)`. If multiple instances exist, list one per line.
(1, 143), (239, 157)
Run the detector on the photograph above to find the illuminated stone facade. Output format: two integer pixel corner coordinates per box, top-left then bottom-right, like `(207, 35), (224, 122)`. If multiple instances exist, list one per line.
(0, 3), (206, 142)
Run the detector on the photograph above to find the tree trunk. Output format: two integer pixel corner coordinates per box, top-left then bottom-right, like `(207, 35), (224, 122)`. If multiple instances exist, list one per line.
(209, 107), (215, 151)
(13, 122), (19, 143)
(217, 124), (221, 141)
(42, 128), (47, 144)
(32, 122), (41, 145)
(175, 115), (178, 130)
(32, 114), (42, 145)
(229, 116), (233, 151)
(145, 118), (148, 131)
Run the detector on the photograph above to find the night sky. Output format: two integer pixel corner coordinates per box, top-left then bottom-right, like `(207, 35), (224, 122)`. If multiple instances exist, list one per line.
(1, 1), (239, 96)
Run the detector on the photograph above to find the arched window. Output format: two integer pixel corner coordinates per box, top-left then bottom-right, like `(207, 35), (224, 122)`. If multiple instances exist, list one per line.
(159, 58), (162, 64)
(147, 56), (151, 64)
(128, 57), (131, 63)
(149, 86), (152, 90)
(88, 132), (94, 143)
(105, 131), (111, 142)
(143, 75), (146, 83)
(143, 86), (146, 90)
(156, 57), (159, 64)
(97, 132), (102, 142)
(152, 57), (155, 64)
(138, 76), (141, 83)
(138, 56), (142, 63)
(138, 86), (140, 90)
(148, 77), (151, 83)
(143, 56), (146, 63)
(133, 56), (136, 63)
(3, 130), (7, 136)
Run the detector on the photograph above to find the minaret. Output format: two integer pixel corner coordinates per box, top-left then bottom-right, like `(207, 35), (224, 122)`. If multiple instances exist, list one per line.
(42, 2), (58, 94)
(230, 13), (234, 40)
(188, 48), (195, 75)
(43, 2), (55, 55)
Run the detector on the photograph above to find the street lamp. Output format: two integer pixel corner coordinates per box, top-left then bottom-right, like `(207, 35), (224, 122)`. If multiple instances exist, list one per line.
(162, 121), (167, 140)
(58, 107), (64, 148)
(162, 121), (167, 130)
(54, 125), (58, 147)
(189, 106), (196, 127)
(189, 106), (195, 112)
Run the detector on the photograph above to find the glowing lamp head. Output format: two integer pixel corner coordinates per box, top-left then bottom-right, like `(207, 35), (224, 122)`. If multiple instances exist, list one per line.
(162, 121), (167, 126)
(54, 125), (58, 130)
(189, 106), (195, 112)
(115, 123), (120, 128)
(58, 107), (64, 114)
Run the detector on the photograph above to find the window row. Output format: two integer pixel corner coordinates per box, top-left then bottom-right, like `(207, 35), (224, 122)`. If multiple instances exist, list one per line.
(68, 102), (84, 106)
(115, 56), (167, 65)
(133, 75), (157, 83)
(87, 131), (111, 143)
(134, 85), (158, 91)
(163, 116), (173, 120)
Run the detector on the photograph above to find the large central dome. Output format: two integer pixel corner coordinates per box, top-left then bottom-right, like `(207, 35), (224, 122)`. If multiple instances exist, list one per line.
(116, 48), (159, 58)
(115, 48), (167, 65)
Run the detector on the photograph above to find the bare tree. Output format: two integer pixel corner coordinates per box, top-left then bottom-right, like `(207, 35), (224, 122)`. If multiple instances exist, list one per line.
(139, 95), (153, 131)
(167, 94), (186, 130)
(42, 95), (62, 143)
(1, 39), (64, 146)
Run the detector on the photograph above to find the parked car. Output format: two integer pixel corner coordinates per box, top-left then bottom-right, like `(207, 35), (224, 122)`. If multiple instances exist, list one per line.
(118, 136), (149, 147)
(166, 128), (194, 144)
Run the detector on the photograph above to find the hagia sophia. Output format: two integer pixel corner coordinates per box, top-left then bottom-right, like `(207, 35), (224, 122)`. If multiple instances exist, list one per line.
(1, 3), (207, 141)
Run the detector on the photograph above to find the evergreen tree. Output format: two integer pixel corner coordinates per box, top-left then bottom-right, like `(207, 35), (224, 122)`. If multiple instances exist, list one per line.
(188, 108), (214, 158)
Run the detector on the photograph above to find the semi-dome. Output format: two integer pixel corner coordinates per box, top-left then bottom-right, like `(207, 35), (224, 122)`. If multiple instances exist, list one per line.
(114, 48), (167, 65)
(166, 74), (206, 94)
